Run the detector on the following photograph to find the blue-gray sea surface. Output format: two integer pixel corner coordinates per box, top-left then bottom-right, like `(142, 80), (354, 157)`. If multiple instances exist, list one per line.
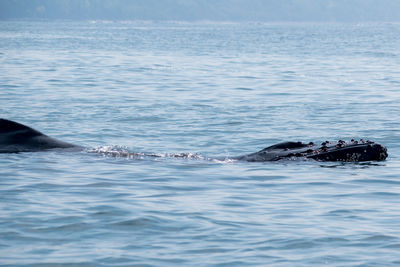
(1, 21), (400, 266)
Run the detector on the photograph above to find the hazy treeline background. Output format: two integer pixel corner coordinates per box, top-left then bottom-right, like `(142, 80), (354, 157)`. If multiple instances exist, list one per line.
(1, 0), (400, 22)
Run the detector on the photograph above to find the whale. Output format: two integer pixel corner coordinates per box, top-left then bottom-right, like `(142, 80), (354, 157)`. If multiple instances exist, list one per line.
(0, 118), (388, 162)
(0, 118), (82, 153)
(236, 140), (388, 162)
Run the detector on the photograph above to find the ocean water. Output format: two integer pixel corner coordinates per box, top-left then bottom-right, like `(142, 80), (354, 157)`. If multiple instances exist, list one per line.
(1, 21), (400, 266)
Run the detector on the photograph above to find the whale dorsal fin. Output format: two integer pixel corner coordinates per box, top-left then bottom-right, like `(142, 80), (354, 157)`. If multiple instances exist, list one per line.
(0, 118), (42, 134)
(0, 119), (78, 153)
(0, 118), (43, 139)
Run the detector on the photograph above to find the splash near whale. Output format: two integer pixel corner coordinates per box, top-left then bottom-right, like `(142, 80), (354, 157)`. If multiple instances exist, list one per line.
(0, 119), (388, 162)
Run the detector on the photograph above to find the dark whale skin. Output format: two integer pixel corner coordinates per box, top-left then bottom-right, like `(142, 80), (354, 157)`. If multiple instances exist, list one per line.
(0, 118), (79, 153)
(0, 119), (388, 162)
(238, 141), (388, 162)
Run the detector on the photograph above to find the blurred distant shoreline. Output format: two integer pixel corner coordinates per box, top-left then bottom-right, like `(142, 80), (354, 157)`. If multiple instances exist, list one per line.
(1, 0), (400, 22)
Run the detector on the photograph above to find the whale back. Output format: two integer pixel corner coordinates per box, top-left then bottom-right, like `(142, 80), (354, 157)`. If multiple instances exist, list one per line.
(0, 118), (40, 133)
(0, 118), (43, 140)
(0, 118), (77, 153)
(0, 118), (389, 161)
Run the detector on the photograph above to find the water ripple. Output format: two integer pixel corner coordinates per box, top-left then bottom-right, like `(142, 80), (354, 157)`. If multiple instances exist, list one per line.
(1, 21), (400, 266)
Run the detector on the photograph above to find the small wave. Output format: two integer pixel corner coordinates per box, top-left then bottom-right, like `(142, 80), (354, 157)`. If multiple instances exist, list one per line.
(360, 234), (397, 242)
(32, 222), (89, 233)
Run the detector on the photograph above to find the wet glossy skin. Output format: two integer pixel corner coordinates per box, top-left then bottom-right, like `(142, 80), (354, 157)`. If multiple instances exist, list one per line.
(0, 119), (388, 162)
(238, 140), (388, 162)
(0, 119), (79, 153)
